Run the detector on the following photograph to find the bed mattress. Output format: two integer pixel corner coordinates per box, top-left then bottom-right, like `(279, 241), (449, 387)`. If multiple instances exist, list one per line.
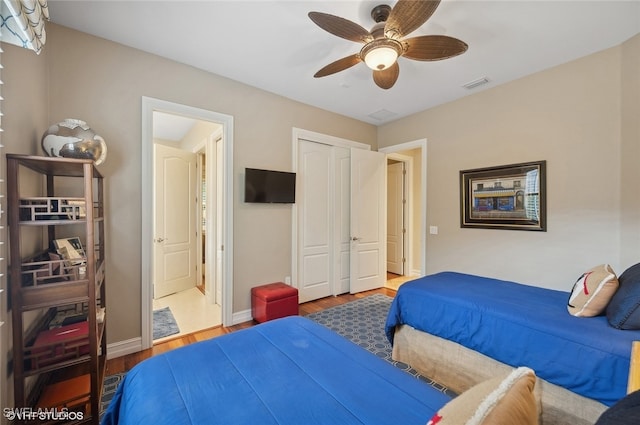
(102, 316), (451, 425)
(385, 271), (640, 406)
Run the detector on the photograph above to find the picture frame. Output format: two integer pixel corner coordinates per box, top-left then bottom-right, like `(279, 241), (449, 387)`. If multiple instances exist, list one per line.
(460, 160), (546, 231)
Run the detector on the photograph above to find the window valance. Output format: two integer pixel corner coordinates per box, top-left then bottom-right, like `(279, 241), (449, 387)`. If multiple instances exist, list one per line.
(0, 0), (49, 54)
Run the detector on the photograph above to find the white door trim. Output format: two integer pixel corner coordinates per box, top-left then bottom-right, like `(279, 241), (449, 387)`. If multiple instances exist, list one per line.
(196, 151), (205, 292)
(293, 128), (371, 151)
(291, 128), (370, 295)
(214, 136), (224, 306)
(142, 97), (234, 349)
(379, 139), (427, 276)
(386, 160), (404, 275)
(387, 152), (413, 276)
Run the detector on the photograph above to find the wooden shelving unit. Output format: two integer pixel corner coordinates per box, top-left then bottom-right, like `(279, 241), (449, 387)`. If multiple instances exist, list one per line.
(7, 154), (106, 424)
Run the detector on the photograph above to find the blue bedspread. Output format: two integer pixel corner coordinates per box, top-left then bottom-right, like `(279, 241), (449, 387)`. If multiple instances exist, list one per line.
(102, 316), (450, 425)
(385, 271), (640, 406)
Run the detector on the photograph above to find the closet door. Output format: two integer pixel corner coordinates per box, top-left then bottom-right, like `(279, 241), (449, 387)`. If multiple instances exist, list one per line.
(334, 147), (351, 295)
(297, 141), (333, 303)
(295, 137), (384, 301)
(350, 148), (386, 293)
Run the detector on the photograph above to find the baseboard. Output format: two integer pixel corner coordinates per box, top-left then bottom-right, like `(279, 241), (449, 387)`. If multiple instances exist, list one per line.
(107, 312), (251, 359)
(107, 337), (142, 360)
(232, 309), (253, 325)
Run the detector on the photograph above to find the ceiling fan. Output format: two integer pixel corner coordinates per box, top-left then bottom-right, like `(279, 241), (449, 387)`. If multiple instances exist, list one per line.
(309, 0), (468, 89)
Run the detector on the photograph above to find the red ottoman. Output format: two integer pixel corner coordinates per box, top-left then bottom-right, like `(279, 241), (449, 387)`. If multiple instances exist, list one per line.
(251, 282), (299, 323)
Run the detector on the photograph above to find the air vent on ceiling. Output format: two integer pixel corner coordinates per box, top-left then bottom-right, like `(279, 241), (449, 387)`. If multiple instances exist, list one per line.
(463, 77), (490, 90)
(368, 109), (398, 121)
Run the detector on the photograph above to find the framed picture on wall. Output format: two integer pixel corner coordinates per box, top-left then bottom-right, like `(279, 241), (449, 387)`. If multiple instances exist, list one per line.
(460, 160), (546, 231)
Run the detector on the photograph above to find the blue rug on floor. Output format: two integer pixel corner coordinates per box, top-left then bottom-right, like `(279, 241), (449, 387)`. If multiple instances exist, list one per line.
(306, 294), (456, 397)
(101, 372), (125, 417)
(153, 306), (180, 340)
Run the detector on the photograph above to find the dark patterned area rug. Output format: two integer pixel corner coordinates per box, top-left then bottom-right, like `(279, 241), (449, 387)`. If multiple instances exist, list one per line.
(306, 294), (456, 397)
(101, 373), (125, 414)
(100, 372), (125, 419)
(101, 294), (456, 415)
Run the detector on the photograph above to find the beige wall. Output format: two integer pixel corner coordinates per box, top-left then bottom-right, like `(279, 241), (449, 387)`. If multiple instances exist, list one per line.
(379, 34), (640, 290)
(3, 22), (638, 346)
(407, 148), (423, 275)
(2, 40), (50, 412)
(2, 42), (50, 255)
(620, 34), (640, 268)
(2, 44), (49, 155)
(2, 23), (377, 344)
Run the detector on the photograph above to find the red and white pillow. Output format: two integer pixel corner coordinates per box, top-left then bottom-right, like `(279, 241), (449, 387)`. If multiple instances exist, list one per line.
(568, 264), (619, 317)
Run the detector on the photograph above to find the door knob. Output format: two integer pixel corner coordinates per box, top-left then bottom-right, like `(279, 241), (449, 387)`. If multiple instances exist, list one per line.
(351, 236), (362, 241)
(155, 238), (166, 243)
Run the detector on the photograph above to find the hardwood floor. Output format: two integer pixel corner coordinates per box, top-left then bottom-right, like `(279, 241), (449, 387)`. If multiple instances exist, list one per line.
(105, 287), (397, 375)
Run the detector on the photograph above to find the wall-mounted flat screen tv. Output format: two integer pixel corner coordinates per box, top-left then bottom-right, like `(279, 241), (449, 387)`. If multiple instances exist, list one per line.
(244, 168), (296, 204)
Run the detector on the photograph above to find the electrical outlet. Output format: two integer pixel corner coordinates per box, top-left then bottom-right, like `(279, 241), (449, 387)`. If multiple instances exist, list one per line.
(285, 276), (291, 285)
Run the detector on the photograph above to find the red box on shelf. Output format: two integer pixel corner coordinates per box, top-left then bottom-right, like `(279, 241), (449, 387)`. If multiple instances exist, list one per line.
(30, 321), (89, 369)
(251, 282), (298, 323)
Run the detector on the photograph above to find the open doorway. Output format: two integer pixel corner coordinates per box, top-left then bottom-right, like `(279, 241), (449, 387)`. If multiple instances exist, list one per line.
(380, 140), (427, 291)
(141, 97), (234, 350)
(386, 156), (406, 285)
(151, 113), (221, 342)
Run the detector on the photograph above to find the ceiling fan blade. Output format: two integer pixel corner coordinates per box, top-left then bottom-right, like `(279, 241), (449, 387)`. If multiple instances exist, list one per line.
(309, 11), (372, 43)
(385, 0), (441, 39)
(373, 62), (400, 89)
(314, 54), (362, 78)
(402, 35), (468, 61)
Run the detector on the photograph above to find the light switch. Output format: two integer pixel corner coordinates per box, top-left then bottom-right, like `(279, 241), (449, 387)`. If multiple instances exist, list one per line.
(429, 226), (438, 235)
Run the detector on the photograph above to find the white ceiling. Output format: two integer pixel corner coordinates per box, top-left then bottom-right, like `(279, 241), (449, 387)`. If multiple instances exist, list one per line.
(47, 1), (640, 126)
(153, 111), (199, 142)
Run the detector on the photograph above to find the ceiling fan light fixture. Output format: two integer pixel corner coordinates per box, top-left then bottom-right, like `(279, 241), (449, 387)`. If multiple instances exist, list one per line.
(361, 39), (403, 71)
(310, 1), (468, 88)
(364, 46), (398, 70)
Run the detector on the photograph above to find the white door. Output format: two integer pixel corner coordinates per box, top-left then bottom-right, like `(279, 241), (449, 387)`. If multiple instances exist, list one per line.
(297, 140), (333, 303)
(215, 137), (224, 305)
(334, 147), (351, 295)
(350, 148), (387, 293)
(387, 161), (404, 275)
(154, 144), (198, 299)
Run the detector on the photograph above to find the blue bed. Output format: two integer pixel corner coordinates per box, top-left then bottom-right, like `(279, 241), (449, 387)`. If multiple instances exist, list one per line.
(101, 316), (451, 425)
(385, 272), (640, 408)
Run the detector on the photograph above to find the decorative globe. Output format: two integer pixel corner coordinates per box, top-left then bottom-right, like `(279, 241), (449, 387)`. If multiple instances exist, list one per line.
(41, 119), (107, 165)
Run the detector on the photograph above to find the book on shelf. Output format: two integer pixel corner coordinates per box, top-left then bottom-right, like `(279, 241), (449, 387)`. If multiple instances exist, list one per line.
(30, 321), (90, 369)
(53, 237), (87, 275)
(48, 306), (87, 329)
